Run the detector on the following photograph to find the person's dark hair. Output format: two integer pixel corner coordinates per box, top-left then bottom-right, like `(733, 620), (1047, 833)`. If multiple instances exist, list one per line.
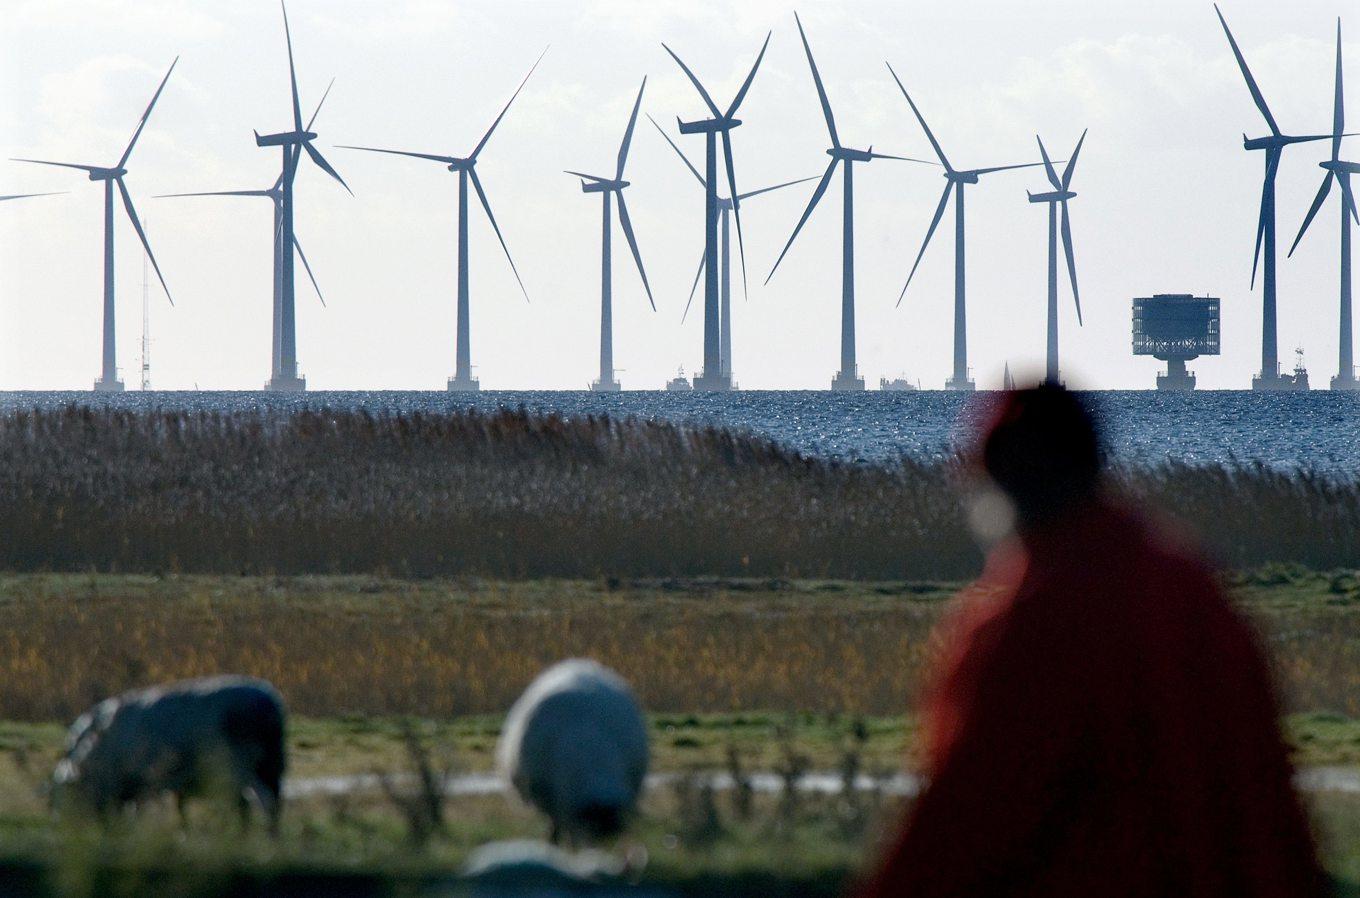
(976, 384), (1102, 524)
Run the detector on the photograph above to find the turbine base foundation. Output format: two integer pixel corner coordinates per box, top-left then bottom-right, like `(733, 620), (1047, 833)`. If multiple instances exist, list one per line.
(266, 375), (307, 393)
(831, 371), (865, 392)
(590, 378), (622, 393)
(1332, 372), (1360, 391)
(944, 376), (976, 392)
(93, 377), (124, 393)
(1156, 357), (1196, 391)
(690, 372), (732, 392)
(447, 375), (481, 393)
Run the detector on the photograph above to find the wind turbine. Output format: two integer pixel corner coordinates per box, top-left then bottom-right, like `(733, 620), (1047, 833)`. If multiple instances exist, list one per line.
(766, 14), (933, 392)
(1287, 20), (1360, 391)
(1029, 132), (1086, 386)
(340, 49), (545, 392)
(1215, 4), (1340, 390)
(887, 63), (1052, 392)
(663, 31), (771, 391)
(566, 78), (655, 393)
(650, 115), (816, 384)
(13, 59), (178, 392)
(161, 81), (334, 387)
(254, 1), (351, 392)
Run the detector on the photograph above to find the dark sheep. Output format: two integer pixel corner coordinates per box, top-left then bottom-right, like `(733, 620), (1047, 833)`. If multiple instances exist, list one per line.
(52, 675), (286, 830)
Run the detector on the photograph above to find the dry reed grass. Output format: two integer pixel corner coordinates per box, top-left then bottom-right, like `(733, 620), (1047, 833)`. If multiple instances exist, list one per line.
(0, 406), (1354, 580)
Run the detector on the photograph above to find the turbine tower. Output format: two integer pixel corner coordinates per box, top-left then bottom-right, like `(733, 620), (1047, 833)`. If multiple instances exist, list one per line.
(13, 60), (178, 392)
(651, 115), (815, 384)
(341, 49), (544, 392)
(767, 14), (932, 392)
(663, 32), (771, 391)
(159, 174), (327, 385)
(1287, 20), (1360, 391)
(161, 82), (334, 386)
(887, 63), (1050, 392)
(1215, 4), (1338, 390)
(1029, 133), (1086, 386)
(255, 1), (351, 392)
(566, 78), (656, 392)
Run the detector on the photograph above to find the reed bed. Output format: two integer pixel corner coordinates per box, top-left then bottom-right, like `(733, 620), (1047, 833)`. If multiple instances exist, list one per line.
(0, 406), (1354, 579)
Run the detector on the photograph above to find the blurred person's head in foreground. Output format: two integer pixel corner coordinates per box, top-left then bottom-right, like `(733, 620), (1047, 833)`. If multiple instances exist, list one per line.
(966, 383), (1102, 541)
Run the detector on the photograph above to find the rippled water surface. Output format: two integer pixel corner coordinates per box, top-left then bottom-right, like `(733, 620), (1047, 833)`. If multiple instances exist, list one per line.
(2, 390), (1355, 473)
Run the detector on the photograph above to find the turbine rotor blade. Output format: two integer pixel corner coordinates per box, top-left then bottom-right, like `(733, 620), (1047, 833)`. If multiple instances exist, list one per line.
(1252, 149), (1281, 287)
(117, 178), (173, 306)
(885, 62), (952, 171)
(616, 76), (647, 181)
(306, 77), (336, 132)
(1060, 200), (1081, 326)
(615, 193), (655, 311)
(0, 191), (65, 202)
(867, 152), (937, 164)
(337, 145), (459, 165)
(971, 161), (1053, 176)
(726, 31), (772, 118)
(682, 251), (705, 324)
(647, 114), (705, 188)
(294, 234), (326, 306)
(1333, 19), (1345, 162)
(156, 189), (274, 199)
(896, 181), (953, 307)
(1036, 135), (1061, 191)
(469, 169), (528, 302)
(737, 175), (820, 201)
(564, 170), (610, 183)
(765, 159), (838, 285)
(1213, 4), (1281, 137)
(721, 129), (749, 298)
(472, 46), (548, 160)
(1288, 172), (1334, 257)
(1061, 129), (1087, 190)
(794, 13), (839, 148)
(281, 0), (305, 134)
(304, 142), (353, 195)
(119, 57), (178, 168)
(10, 158), (102, 173)
(661, 44), (721, 118)
(1341, 172), (1360, 226)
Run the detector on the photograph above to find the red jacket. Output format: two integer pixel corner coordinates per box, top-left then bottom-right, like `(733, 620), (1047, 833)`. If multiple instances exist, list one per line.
(858, 501), (1323, 898)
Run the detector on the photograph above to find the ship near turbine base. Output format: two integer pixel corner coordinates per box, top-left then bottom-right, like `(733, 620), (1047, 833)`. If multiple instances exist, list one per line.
(880, 376), (918, 392)
(267, 374), (307, 393)
(93, 376), (125, 393)
(831, 370), (865, 392)
(447, 375), (481, 393)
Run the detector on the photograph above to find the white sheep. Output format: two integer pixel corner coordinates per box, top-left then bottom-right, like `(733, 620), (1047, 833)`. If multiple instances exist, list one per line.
(497, 659), (649, 847)
(52, 675), (286, 830)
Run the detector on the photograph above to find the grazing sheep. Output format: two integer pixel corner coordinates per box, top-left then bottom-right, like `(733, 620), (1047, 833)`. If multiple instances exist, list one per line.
(52, 675), (286, 830)
(497, 659), (649, 847)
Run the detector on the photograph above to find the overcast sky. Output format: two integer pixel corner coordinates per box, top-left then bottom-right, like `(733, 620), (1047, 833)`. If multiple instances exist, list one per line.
(0, 0), (1355, 390)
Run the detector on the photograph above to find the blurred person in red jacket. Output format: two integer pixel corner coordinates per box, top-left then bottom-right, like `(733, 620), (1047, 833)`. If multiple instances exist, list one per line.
(857, 384), (1323, 898)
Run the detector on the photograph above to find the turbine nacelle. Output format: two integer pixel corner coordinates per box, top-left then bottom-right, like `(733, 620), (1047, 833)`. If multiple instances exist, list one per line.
(580, 178), (629, 194)
(1323, 160), (1360, 175)
(446, 158), (475, 172)
(829, 147), (875, 163)
(1028, 189), (1077, 203)
(255, 129), (317, 148)
(87, 167), (126, 182)
(947, 171), (982, 185)
(677, 116), (740, 135)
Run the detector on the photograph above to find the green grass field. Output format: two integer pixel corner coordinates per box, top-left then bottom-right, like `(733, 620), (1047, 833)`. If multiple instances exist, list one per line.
(1, 569), (1359, 895)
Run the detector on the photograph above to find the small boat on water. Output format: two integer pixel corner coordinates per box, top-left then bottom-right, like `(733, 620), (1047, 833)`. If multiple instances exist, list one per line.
(665, 367), (693, 392)
(879, 375), (919, 392)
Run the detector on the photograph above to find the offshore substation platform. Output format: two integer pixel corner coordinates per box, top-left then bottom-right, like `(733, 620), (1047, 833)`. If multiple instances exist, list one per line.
(1132, 294), (1221, 390)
